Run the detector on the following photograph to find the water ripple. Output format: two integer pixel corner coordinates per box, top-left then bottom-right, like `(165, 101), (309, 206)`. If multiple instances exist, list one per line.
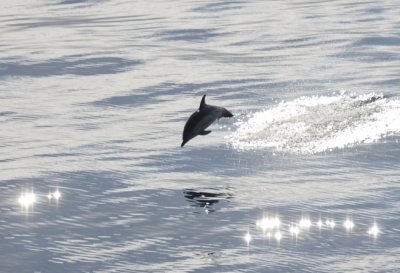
(1, 1), (400, 272)
(1, 55), (141, 77)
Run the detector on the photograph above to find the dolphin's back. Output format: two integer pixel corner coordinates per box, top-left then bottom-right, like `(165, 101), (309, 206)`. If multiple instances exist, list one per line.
(182, 109), (215, 141)
(181, 95), (233, 147)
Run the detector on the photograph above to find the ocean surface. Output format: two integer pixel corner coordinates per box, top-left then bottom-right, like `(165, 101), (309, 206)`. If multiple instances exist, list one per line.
(1, 1), (400, 272)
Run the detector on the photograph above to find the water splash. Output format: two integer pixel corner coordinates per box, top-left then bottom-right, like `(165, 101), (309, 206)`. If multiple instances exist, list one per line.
(227, 92), (400, 154)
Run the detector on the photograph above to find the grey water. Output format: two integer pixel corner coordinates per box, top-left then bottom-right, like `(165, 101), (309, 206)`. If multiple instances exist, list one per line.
(1, 1), (400, 272)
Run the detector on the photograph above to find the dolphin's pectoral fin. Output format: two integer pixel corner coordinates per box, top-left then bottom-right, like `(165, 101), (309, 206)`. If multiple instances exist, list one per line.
(199, 130), (211, 135)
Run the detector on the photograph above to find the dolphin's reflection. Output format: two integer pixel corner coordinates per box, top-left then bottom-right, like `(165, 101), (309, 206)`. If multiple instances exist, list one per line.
(183, 188), (233, 213)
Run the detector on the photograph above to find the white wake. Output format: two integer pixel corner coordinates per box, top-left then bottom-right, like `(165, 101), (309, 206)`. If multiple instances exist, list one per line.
(226, 92), (400, 154)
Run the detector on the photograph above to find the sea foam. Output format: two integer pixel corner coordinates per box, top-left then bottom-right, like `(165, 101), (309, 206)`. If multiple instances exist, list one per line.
(226, 92), (400, 154)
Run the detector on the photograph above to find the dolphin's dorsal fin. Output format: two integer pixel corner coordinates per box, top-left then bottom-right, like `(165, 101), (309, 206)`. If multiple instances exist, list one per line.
(199, 95), (207, 110)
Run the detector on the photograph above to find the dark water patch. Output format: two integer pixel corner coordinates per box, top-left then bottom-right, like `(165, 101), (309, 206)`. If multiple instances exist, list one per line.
(282, 36), (315, 44)
(58, 0), (91, 4)
(353, 36), (400, 47)
(362, 7), (386, 14)
(372, 78), (400, 87)
(321, 198), (392, 212)
(93, 90), (162, 107)
(92, 78), (264, 108)
(356, 17), (385, 23)
(107, 139), (132, 144)
(0, 159), (13, 163)
(135, 144), (246, 176)
(378, 185), (400, 202)
(99, 156), (134, 162)
(57, 0), (106, 5)
(5, 113), (44, 122)
(34, 152), (81, 158)
(0, 111), (15, 116)
(7, 17), (97, 29)
(36, 188), (234, 269)
(135, 140), (352, 178)
(330, 50), (399, 62)
(50, 170), (130, 190)
(257, 38), (347, 51)
(341, 141), (400, 171)
(6, 15), (157, 30)
(192, 1), (246, 13)
(156, 28), (221, 42)
(0, 56), (141, 77)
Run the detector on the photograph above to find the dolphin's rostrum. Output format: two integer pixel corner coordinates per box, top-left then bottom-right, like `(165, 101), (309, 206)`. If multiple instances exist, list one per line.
(181, 95), (233, 147)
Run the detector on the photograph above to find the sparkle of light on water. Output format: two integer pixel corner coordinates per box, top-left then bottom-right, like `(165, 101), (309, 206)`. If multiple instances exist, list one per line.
(1, 1), (400, 272)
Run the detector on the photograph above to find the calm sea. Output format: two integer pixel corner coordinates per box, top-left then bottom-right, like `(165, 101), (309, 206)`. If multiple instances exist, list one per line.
(1, 1), (400, 272)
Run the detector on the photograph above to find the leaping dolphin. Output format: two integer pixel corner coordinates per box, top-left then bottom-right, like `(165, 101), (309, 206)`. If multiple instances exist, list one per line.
(181, 95), (233, 147)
